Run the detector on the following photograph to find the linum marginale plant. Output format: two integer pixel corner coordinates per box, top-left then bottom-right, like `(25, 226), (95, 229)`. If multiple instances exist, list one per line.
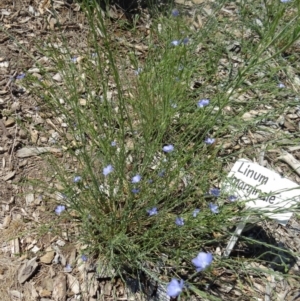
(14, 0), (300, 298)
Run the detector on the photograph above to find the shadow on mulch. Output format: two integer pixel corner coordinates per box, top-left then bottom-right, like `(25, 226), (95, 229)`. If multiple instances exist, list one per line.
(232, 224), (296, 273)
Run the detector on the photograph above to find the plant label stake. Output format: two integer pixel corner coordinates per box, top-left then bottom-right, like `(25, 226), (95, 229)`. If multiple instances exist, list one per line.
(222, 159), (300, 257)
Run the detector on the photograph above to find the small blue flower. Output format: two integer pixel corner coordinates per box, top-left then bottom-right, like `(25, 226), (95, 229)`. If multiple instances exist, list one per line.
(64, 264), (72, 273)
(134, 67), (142, 75)
(16, 73), (25, 80)
(81, 254), (88, 262)
(166, 279), (184, 298)
(192, 252), (213, 272)
(178, 64), (184, 71)
(55, 205), (65, 215)
(209, 203), (219, 214)
(182, 37), (189, 45)
(278, 82), (285, 88)
(228, 195), (237, 202)
(111, 141), (117, 146)
(73, 176), (82, 183)
(132, 188), (140, 194)
(147, 207), (158, 216)
(175, 217), (184, 226)
(103, 164), (114, 176)
(158, 170), (165, 177)
(131, 174), (142, 183)
(171, 40), (180, 46)
(171, 8), (179, 17)
(205, 137), (215, 145)
(163, 144), (174, 153)
(197, 99), (210, 108)
(281, 0), (291, 2)
(71, 56), (77, 63)
(193, 209), (200, 217)
(209, 188), (220, 197)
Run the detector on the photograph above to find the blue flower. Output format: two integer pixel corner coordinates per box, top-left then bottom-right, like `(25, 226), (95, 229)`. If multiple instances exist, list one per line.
(209, 203), (219, 214)
(182, 37), (189, 45)
(147, 207), (158, 216)
(81, 254), (88, 262)
(73, 176), (82, 183)
(197, 99), (210, 108)
(192, 252), (213, 272)
(209, 188), (220, 197)
(163, 144), (174, 153)
(71, 56), (77, 63)
(281, 0), (291, 2)
(111, 141), (117, 147)
(132, 188), (140, 194)
(16, 73), (25, 80)
(228, 195), (237, 202)
(131, 174), (142, 183)
(171, 40), (180, 46)
(193, 209), (200, 217)
(64, 264), (72, 273)
(175, 217), (184, 226)
(55, 205), (65, 215)
(134, 68), (142, 75)
(278, 82), (285, 88)
(158, 170), (165, 177)
(171, 8), (179, 17)
(205, 137), (215, 145)
(103, 164), (114, 176)
(166, 279), (184, 298)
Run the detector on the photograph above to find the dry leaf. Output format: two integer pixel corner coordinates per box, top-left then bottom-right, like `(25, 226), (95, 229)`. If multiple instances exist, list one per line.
(52, 273), (66, 301)
(39, 0), (51, 14)
(67, 273), (80, 294)
(40, 251), (55, 264)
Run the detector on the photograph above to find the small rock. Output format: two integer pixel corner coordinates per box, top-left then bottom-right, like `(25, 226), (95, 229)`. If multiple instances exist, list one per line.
(52, 73), (62, 82)
(31, 246), (40, 253)
(79, 98), (86, 106)
(56, 240), (65, 247)
(40, 251), (55, 264)
(18, 257), (38, 284)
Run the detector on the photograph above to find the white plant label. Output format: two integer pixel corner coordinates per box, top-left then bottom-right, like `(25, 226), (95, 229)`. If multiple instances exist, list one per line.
(223, 159), (300, 226)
